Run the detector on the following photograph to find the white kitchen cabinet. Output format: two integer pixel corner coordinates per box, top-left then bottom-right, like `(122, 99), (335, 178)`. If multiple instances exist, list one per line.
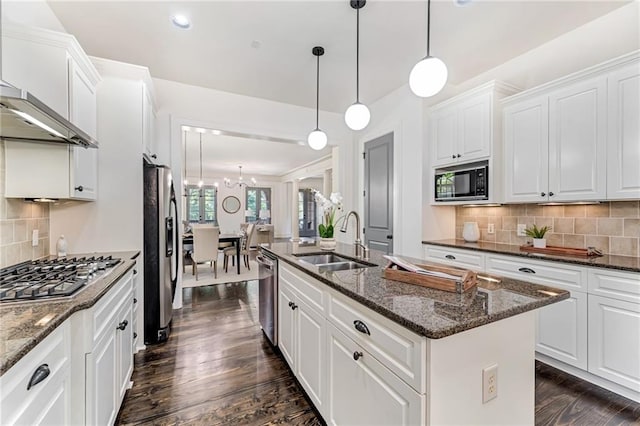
(278, 264), (327, 414)
(88, 323), (118, 426)
(588, 295), (640, 392)
(423, 245), (485, 272)
(68, 56), (98, 139)
(132, 261), (142, 353)
(5, 141), (98, 200)
(431, 105), (458, 165)
(0, 320), (71, 426)
(504, 76), (607, 203)
(607, 62), (640, 200)
(325, 323), (424, 426)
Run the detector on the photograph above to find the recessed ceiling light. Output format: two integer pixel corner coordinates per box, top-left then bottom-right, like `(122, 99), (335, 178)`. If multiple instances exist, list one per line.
(171, 15), (191, 29)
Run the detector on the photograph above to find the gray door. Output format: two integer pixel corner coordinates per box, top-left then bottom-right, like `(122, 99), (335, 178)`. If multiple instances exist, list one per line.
(364, 133), (393, 254)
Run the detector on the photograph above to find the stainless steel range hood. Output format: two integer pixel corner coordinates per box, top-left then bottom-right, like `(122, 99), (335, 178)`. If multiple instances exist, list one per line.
(0, 84), (98, 148)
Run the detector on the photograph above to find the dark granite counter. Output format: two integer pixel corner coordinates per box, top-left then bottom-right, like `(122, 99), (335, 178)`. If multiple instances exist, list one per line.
(0, 251), (139, 375)
(423, 239), (640, 273)
(260, 242), (569, 340)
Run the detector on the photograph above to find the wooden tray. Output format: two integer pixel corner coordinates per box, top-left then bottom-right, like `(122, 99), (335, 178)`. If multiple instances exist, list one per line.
(382, 263), (477, 294)
(519, 245), (602, 258)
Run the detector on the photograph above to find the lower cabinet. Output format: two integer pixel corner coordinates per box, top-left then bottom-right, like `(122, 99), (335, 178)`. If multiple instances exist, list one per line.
(0, 320), (71, 426)
(326, 323), (424, 426)
(588, 295), (640, 392)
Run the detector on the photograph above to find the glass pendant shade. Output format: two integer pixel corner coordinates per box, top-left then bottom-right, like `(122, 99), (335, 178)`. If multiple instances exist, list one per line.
(307, 129), (327, 150)
(345, 102), (370, 131)
(409, 56), (448, 98)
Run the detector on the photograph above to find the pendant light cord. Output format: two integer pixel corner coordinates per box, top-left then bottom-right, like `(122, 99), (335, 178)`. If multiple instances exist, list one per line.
(356, 7), (360, 103)
(316, 53), (320, 129)
(426, 0), (431, 57)
(199, 133), (203, 184)
(183, 130), (187, 178)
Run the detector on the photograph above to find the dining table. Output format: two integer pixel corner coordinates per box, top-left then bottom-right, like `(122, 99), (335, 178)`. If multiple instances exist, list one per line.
(182, 233), (243, 275)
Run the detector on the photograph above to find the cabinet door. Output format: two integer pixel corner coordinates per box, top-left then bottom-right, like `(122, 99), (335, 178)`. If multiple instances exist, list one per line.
(278, 283), (297, 369)
(326, 324), (423, 426)
(70, 146), (98, 200)
(503, 96), (549, 203)
(548, 76), (607, 201)
(607, 63), (640, 200)
(536, 291), (587, 369)
(588, 295), (640, 392)
(296, 298), (326, 415)
(68, 57), (97, 139)
(431, 106), (458, 166)
(458, 92), (491, 162)
(116, 301), (134, 402)
(87, 330), (118, 426)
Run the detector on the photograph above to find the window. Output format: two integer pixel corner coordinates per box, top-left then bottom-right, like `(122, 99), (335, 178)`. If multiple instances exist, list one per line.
(245, 187), (271, 223)
(299, 189), (317, 237)
(186, 185), (217, 223)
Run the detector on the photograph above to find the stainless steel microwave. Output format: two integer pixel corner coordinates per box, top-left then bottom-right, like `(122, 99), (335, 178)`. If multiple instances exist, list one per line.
(434, 162), (488, 202)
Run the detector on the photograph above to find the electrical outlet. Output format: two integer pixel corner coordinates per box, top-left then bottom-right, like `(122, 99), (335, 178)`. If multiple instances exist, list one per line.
(483, 364), (498, 403)
(32, 229), (39, 247)
(487, 223), (495, 234)
(517, 224), (527, 237)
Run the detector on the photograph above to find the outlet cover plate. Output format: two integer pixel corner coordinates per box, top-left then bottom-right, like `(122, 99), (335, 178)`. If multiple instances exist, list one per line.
(517, 224), (527, 237)
(483, 364), (498, 403)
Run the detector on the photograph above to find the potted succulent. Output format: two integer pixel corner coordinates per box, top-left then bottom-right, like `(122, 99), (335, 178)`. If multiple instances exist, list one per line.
(525, 224), (550, 248)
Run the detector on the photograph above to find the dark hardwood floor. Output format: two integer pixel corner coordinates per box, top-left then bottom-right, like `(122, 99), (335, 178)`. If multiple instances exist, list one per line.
(117, 281), (640, 426)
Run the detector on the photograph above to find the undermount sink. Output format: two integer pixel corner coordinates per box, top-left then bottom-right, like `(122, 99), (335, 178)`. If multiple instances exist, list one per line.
(294, 253), (375, 272)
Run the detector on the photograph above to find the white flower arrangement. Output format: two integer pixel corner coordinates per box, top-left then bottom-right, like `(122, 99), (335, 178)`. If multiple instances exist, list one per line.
(313, 191), (343, 238)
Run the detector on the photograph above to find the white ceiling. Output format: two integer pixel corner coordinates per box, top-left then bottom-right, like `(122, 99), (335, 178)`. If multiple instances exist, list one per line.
(183, 129), (331, 178)
(47, 0), (628, 113)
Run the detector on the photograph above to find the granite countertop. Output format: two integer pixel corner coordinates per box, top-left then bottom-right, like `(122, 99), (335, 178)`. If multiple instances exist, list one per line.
(423, 239), (640, 273)
(0, 251), (139, 375)
(260, 242), (569, 339)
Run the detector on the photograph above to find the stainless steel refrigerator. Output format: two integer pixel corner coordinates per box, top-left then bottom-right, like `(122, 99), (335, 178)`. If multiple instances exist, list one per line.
(143, 158), (178, 344)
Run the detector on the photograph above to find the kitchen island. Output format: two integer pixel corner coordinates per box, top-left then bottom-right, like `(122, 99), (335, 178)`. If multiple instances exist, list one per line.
(261, 241), (569, 425)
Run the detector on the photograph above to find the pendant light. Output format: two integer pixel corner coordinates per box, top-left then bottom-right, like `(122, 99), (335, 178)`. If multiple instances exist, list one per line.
(308, 46), (328, 150)
(344, 0), (370, 131)
(197, 133), (203, 187)
(409, 0), (448, 97)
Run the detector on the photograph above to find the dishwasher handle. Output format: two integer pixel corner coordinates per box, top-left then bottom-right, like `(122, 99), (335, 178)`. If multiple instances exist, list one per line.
(256, 255), (274, 271)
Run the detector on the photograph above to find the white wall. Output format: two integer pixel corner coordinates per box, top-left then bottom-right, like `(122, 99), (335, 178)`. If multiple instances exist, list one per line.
(1, 0), (66, 32)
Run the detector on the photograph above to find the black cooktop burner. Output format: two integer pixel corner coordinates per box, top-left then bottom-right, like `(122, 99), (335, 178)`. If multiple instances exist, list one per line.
(0, 256), (121, 302)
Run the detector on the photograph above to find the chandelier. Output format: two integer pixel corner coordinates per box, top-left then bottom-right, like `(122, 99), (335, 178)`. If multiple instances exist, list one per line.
(224, 165), (256, 188)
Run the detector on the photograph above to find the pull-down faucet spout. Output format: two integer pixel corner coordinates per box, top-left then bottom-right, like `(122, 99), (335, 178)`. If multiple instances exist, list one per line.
(340, 211), (368, 259)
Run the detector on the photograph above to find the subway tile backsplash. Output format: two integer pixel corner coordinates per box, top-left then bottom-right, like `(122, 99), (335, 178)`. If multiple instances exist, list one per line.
(456, 201), (640, 257)
(0, 141), (51, 268)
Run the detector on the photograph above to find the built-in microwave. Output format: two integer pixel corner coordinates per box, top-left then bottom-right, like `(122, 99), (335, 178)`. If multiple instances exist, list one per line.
(434, 161), (489, 202)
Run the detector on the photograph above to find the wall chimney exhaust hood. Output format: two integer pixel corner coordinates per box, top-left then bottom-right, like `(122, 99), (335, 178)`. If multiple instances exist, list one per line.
(0, 83), (98, 148)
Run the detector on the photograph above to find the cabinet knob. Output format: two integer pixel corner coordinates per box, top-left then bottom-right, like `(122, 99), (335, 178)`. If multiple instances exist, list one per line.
(353, 351), (363, 361)
(133, 297), (137, 304)
(288, 301), (294, 308)
(151, 154), (157, 159)
(353, 320), (371, 335)
(549, 191), (554, 197)
(445, 254), (456, 260)
(541, 192), (546, 197)
(386, 235), (393, 240)
(452, 155), (456, 159)
(27, 364), (50, 391)
(133, 332), (138, 339)
(74, 185), (84, 192)
(457, 154), (461, 158)
(291, 303), (298, 310)
(117, 320), (129, 331)
(133, 269), (138, 275)
(518, 267), (536, 274)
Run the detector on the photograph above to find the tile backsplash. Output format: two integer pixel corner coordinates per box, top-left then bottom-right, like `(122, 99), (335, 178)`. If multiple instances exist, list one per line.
(0, 141), (51, 268)
(456, 201), (640, 257)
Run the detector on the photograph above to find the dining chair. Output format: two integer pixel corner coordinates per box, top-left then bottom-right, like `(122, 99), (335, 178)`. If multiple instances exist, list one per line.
(223, 223), (256, 272)
(191, 225), (220, 280)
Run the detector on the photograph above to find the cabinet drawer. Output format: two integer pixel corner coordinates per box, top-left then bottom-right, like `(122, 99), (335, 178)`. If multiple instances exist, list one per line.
(588, 268), (640, 304)
(485, 255), (586, 291)
(92, 271), (134, 347)
(0, 320), (70, 425)
(424, 245), (485, 271)
(327, 289), (426, 393)
(280, 264), (326, 315)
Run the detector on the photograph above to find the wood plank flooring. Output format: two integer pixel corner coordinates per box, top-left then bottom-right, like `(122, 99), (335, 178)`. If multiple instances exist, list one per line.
(117, 281), (640, 426)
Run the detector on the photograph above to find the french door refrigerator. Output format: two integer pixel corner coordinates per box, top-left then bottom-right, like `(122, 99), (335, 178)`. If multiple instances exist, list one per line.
(143, 158), (178, 344)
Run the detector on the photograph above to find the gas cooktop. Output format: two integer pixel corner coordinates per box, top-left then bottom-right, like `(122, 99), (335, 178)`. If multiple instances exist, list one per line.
(0, 255), (122, 303)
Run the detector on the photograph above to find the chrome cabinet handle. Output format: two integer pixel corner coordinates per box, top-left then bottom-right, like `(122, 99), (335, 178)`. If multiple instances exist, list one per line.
(27, 364), (50, 390)
(353, 320), (371, 335)
(353, 351), (363, 361)
(445, 254), (456, 260)
(518, 267), (536, 274)
(74, 185), (84, 192)
(117, 320), (129, 331)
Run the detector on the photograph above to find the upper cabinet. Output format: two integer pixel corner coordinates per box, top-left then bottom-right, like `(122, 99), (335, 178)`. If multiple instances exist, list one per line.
(503, 52), (640, 203)
(607, 62), (640, 200)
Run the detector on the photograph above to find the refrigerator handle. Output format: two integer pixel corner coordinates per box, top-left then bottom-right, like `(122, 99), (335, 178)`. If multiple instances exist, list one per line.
(170, 196), (179, 288)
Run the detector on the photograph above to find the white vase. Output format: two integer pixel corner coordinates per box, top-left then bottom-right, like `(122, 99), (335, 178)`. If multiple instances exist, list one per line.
(56, 235), (67, 257)
(533, 238), (547, 248)
(319, 237), (336, 251)
(462, 222), (480, 242)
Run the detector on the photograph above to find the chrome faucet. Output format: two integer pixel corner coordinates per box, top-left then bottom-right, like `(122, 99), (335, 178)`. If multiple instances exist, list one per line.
(340, 211), (369, 259)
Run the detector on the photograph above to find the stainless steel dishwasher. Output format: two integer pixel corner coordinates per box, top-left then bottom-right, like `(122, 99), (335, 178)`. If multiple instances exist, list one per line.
(257, 249), (278, 346)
